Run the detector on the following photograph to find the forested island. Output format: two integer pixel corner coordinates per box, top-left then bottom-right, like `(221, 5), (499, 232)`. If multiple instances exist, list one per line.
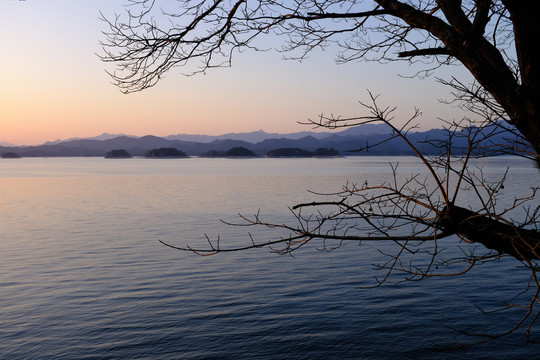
(201, 146), (257, 158)
(100, 146), (340, 159)
(199, 146), (339, 158)
(105, 149), (132, 159)
(1, 152), (21, 159)
(144, 148), (188, 158)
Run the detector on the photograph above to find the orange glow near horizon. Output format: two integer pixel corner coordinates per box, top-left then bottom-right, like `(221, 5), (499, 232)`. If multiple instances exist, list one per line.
(1, 1), (466, 147)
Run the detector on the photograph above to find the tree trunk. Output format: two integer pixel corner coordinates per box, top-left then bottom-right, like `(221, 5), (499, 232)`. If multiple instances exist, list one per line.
(438, 205), (540, 261)
(503, 0), (540, 155)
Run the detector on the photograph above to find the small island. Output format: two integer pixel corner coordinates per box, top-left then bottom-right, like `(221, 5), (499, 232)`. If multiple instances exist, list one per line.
(105, 149), (132, 159)
(1, 152), (21, 159)
(225, 146), (257, 157)
(201, 146), (257, 158)
(144, 147), (188, 158)
(313, 147), (339, 157)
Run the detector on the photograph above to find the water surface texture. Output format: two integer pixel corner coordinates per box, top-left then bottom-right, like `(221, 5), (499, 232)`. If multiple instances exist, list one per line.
(1, 156), (538, 359)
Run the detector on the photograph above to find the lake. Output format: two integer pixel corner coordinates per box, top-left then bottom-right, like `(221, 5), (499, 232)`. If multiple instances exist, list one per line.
(0, 156), (538, 359)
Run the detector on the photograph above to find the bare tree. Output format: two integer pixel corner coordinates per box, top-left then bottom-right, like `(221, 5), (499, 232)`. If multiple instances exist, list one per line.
(158, 93), (539, 342)
(100, 0), (539, 156)
(100, 1), (540, 342)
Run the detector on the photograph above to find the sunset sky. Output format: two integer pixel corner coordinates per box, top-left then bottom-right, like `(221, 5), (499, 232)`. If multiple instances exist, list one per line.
(1, 0), (469, 146)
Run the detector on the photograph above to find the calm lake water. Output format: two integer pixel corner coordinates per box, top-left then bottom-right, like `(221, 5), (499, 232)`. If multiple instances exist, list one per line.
(1, 156), (539, 359)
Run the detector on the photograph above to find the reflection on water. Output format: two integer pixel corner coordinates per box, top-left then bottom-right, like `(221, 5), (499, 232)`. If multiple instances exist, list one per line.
(0, 156), (538, 359)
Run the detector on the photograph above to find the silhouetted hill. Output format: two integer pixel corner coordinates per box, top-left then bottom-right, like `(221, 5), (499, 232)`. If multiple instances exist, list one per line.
(144, 147), (188, 158)
(105, 149), (132, 159)
(225, 146), (257, 157)
(1, 152), (21, 159)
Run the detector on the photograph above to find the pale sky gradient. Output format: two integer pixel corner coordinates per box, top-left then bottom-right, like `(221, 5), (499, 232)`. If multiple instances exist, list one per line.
(1, 0), (470, 146)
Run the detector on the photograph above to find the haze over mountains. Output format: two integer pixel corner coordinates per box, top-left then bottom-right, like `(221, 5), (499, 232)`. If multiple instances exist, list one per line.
(42, 124), (388, 145)
(0, 124), (519, 157)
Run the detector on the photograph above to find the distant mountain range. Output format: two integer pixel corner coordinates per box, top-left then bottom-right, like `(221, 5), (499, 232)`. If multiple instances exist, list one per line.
(43, 133), (138, 145)
(37, 124), (392, 145)
(0, 124), (522, 158)
(162, 127), (380, 143)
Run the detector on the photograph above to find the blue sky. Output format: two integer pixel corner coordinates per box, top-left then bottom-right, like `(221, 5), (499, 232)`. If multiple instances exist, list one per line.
(1, 0), (469, 145)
